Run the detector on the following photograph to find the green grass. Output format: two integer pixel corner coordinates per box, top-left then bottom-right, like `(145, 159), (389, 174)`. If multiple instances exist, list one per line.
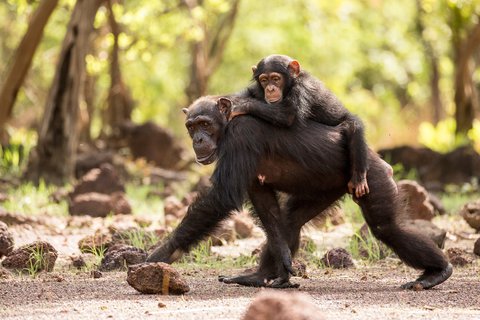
(2, 181), (67, 216)
(116, 229), (161, 251)
(24, 244), (49, 277)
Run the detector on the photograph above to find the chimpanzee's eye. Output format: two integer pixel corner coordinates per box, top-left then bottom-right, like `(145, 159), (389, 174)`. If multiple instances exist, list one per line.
(201, 122), (209, 127)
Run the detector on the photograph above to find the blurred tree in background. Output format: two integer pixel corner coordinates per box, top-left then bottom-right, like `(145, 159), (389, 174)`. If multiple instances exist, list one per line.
(0, 0), (479, 183)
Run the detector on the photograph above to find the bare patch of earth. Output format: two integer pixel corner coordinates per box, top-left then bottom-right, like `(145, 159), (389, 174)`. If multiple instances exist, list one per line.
(0, 214), (479, 319)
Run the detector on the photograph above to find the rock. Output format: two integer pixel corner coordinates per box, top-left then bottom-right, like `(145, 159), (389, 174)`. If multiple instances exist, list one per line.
(78, 232), (113, 253)
(124, 121), (186, 170)
(75, 150), (114, 179)
(2, 241), (58, 272)
(459, 200), (480, 231)
(321, 248), (354, 269)
(91, 270), (102, 279)
(127, 262), (190, 295)
(0, 209), (37, 225)
(70, 255), (88, 269)
(474, 238), (480, 257)
(292, 260), (308, 278)
(69, 192), (131, 217)
(397, 180), (435, 220)
(69, 163), (125, 199)
(242, 291), (324, 320)
(406, 219), (446, 249)
(0, 221), (14, 258)
(99, 245), (147, 271)
(310, 205), (345, 229)
(446, 248), (473, 266)
(233, 210), (255, 239)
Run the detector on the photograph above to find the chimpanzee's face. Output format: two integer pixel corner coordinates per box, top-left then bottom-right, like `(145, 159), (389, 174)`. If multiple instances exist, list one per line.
(258, 72), (285, 104)
(183, 97), (230, 165)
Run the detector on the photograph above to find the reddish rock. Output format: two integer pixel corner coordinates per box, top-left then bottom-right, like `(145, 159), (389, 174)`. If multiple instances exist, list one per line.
(446, 247), (473, 266)
(242, 291), (324, 320)
(70, 163), (124, 198)
(100, 245), (147, 271)
(69, 192), (131, 217)
(397, 180), (436, 220)
(474, 238), (480, 257)
(124, 121), (185, 170)
(311, 205), (345, 229)
(0, 221), (14, 258)
(127, 262), (190, 295)
(78, 232), (113, 253)
(209, 220), (236, 246)
(0, 209), (37, 225)
(459, 200), (480, 231)
(70, 255), (87, 269)
(321, 248), (354, 269)
(2, 241), (58, 272)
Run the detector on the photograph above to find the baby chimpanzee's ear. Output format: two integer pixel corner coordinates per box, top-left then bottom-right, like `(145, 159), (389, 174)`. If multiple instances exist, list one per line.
(216, 97), (232, 119)
(182, 108), (189, 115)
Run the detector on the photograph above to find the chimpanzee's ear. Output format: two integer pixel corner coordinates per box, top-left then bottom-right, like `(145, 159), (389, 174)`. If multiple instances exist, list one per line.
(288, 60), (300, 78)
(251, 65), (257, 74)
(182, 108), (189, 115)
(216, 97), (232, 119)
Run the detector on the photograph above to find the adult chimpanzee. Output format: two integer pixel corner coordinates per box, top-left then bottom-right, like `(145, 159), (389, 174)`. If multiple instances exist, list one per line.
(231, 54), (369, 198)
(146, 96), (452, 290)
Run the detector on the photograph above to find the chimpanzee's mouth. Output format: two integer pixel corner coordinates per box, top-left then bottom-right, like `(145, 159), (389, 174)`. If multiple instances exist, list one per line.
(266, 97), (281, 104)
(196, 150), (217, 165)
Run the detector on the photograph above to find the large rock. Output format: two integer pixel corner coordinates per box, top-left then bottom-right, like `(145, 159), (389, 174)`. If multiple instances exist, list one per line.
(321, 248), (354, 269)
(100, 245), (147, 271)
(242, 291), (324, 320)
(446, 247), (473, 266)
(69, 192), (131, 217)
(397, 180), (436, 220)
(474, 238), (480, 257)
(78, 232), (113, 253)
(2, 241), (57, 272)
(458, 200), (480, 231)
(127, 262), (190, 295)
(70, 163), (124, 198)
(0, 221), (14, 258)
(124, 121), (185, 170)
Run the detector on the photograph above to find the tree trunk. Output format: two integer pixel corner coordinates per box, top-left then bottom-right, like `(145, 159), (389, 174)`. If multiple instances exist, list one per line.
(0, 0), (59, 130)
(25, 0), (104, 185)
(184, 0), (241, 104)
(454, 21), (480, 136)
(102, 0), (133, 146)
(415, 0), (443, 124)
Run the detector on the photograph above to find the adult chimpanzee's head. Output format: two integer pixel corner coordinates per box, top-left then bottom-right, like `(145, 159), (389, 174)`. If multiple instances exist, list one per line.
(183, 96), (231, 165)
(252, 54), (300, 104)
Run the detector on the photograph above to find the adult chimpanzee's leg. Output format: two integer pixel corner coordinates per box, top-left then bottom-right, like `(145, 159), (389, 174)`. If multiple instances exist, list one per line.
(219, 182), (296, 288)
(357, 157), (452, 290)
(147, 187), (237, 263)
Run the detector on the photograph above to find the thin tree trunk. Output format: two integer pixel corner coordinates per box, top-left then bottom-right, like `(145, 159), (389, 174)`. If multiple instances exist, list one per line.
(415, 0), (443, 124)
(25, 0), (104, 185)
(454, 21), (480, 136)
(184, 0), (241, 103)
(102, 0), (133, 146)
(0, 0), (59, 129)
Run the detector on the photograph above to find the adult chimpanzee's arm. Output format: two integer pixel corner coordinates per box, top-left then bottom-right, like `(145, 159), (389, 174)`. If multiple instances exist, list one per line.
(230, 86), (297, 127)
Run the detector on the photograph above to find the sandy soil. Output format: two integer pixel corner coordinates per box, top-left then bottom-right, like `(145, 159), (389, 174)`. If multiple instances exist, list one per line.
(0, 215), (479, 320)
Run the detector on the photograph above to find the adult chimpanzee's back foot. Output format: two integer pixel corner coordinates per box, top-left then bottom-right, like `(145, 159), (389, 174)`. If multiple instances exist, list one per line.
(401, 263), (453, 290)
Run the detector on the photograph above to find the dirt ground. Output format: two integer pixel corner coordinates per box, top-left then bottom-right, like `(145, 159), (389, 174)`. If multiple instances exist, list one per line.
(1, 215), (479, 320)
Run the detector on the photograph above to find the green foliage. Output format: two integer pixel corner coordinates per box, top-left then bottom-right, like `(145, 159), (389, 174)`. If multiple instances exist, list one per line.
(418, 118), (480, 152)
(25, 244), (46, 278)
(0, 128), (36, 177)
(349, 228), (390, 263)
(117, 229), (160, 251)
(83, 244), (107, 269)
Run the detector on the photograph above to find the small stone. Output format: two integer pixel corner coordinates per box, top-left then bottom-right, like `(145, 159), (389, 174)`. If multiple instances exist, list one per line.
(233, 211), (254, 239)
(127, 262), (190, 295)
(2, 241), (57, 272)
(242, 291), (325, 320)
(209, 220), (235, 246)
(70, 255), (86, 269)
(459, 200), (480, 231)
(474, 238), (480, 257)
(99, 245), (147, 271)
(0, 221), (14, 258)
(78, 232), (113, 253)
(158, 302), (166, 308)
(446, 247), (473, 266)
(92, 270), (102, 278)
(321, 248), (354, 269)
